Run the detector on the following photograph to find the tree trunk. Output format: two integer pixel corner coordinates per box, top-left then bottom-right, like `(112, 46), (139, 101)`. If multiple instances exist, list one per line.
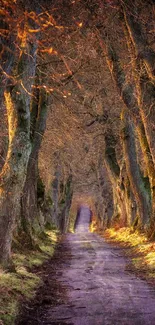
(50, 163), (62, 228)
(121, 111), (151, 226)
(48, 161), (73, 233)
(21, 88), (49, 239)
(120, 12), (155, 227)
(104, 132), (128, 227)
(137, 68), (155, 168)
(120, 15), (155, 197)
(0, 14), (39, 266)
(60, 174), (73, 233)
(95, 161), (113, 229)
(105, 42), (155, 222)
(136, 123), (155, 209)
(122, 5), (155, 168)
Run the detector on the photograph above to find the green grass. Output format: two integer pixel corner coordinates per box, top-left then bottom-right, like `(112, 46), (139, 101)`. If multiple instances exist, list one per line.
(0, 229), (59, 325)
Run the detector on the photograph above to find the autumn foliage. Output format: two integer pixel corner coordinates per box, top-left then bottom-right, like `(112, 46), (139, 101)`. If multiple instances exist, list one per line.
(0, 0), (155, 266)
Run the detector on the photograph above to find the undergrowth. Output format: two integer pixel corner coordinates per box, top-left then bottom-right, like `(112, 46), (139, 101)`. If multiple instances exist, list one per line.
(0, 228), (59, 325)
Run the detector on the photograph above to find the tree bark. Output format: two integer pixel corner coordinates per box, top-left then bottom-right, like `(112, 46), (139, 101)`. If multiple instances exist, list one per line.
(50, 162), (62, 228)
(21, 88), (49, 239)
(121, 111), (151, 226)
(120, 14), (155, 192)
(136, 67), (155, 169)
(59, 174), (73, 233)
(122, 7), (155, 169)
(0, 14), (39, 266)
(105, 43), (155, 223)
(48, 162), (73, 233)
(104, 132), (128, 227)
(95, 160), (113, 229)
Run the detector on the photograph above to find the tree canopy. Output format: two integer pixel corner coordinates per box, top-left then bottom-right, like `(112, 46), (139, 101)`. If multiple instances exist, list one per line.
(0, 0), (155, 266)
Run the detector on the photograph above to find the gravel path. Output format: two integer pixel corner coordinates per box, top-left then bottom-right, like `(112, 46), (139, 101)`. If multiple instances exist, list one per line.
(17, 206), (155, 325)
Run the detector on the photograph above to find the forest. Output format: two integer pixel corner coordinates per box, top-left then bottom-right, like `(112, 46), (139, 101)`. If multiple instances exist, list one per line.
(0, 0), (155, 323)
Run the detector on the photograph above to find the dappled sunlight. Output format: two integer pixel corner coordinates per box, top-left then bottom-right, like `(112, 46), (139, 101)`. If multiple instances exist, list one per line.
(46, 230), (58, 242)
(145, 251), (155, 267)
(90, 214), (98, 233)
(105, 227), (147, 246)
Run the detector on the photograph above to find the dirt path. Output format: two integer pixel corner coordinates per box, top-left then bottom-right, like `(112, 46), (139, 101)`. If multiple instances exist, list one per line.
(17, 206), (155, 325)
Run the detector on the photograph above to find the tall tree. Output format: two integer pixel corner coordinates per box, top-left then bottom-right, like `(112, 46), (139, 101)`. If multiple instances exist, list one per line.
(103, 41), (153, 226)
(0, 5), (39, 266)
(21, 85), (49, 242)
(122, 1), (155, 168)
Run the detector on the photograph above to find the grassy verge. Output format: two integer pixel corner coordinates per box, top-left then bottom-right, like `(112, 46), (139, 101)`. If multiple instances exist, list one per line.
(0, 228), (59, 325)
(102, 227), (155, 282)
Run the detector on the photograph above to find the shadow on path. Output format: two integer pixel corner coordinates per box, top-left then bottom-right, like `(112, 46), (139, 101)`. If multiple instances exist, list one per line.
(16, 206), (155, 325)
(15, 241), (71, 325)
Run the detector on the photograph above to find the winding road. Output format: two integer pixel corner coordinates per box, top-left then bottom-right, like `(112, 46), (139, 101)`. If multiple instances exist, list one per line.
(19, 206), (155, 325)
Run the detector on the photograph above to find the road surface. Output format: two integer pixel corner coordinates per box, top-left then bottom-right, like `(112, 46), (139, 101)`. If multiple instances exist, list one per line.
(18, 206), (155, 325)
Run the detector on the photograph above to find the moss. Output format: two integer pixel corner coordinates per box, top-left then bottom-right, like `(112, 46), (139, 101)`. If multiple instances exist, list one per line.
(143, 175), (151, 198)
(44, 221), (57, 231)
(65, 177), (72, 195)
(37, 176), (45, 200)
(59, 182), (64, 194)
(105, 146), (120, 177)
(45, 195), (53, 207)
(0, 229), (59, 325)
(59, 198), (65, 206)
(18, 55), (25, 75)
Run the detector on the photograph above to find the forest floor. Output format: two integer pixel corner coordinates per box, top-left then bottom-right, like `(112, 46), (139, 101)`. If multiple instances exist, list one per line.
(15, 207), (155, 325)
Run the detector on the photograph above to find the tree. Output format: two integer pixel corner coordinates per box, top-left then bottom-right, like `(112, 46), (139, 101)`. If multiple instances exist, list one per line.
(20, 84), (49, 242)
(0, 3), (39, 265)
